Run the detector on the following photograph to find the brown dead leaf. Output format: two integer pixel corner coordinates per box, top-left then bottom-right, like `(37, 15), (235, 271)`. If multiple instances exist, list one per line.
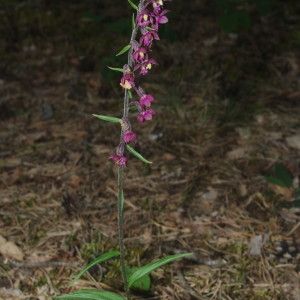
(268, 184), (294, 200)
(67, 174), (84, 187)
(226, 146), (252, 159)
(286, 135), (300, 150)
(11, 167), (23, 183)
(0, 238), (24, 261)
(88, 78), (101, 89)
(162, 153), (176, 161)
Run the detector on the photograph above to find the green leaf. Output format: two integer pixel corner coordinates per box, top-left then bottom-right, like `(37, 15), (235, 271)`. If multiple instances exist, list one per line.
(70, 251), (120, 286)
(116, 45), (131, 56)
(265, 177), (289, 188)
(125, 266), (151, 291)
(214, 0), (233, 10)
(292, 199), (300, 207)
(128, 253), (192, 288)
(145, 26), (155, 31)
(107, 66), (123, 73)
(126, 145), (152, 164)
(217, 11), (239, 32)
(132, 13), (135, 30)
(127, 89), (132, 99)
(274, 163), (293, 188)
(235, 10), (251, 29)
(129, 105), (138, 111)
(55, 290), (125, 300)
(92, 114), (121, 123)
(128, 0), (138, 10)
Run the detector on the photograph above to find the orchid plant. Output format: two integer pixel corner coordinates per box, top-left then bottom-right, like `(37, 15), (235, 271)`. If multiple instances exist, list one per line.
(55, 1), (191, 299)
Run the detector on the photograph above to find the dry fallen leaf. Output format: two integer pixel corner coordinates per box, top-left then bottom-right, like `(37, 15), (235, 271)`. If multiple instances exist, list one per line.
(268, 184), (294, 200)
(0, 235), (24, 261)
(286, 135), (300, 150)
(249, 234), (269, 256)
(226, 146), (252, 159)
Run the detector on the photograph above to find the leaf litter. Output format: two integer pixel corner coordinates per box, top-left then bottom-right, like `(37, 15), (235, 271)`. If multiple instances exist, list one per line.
(0, 1), (300, 299)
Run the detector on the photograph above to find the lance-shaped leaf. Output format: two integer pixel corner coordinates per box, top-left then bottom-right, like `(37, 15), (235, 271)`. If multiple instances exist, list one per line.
(107, 66), (124, 72)
(116, 45), (131, 56)
(125, 266), (151, 291)
(69, 251), (119, 286)
(132, 13), (135, 30)
(128, 0), (138, 10)
(120, 189), (125, 219)
(145, 26), (155, 31)
(128, 253), (193, 288)
(126, 145), (152, 164)
(93, 114), (121, 123)
(127, 89), (133, 99)
(274, 163), (293, 187)
(55, 290), (125, 300)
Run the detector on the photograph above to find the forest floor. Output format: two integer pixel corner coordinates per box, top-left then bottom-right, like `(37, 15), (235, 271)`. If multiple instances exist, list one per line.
(0, 1), (300, 299)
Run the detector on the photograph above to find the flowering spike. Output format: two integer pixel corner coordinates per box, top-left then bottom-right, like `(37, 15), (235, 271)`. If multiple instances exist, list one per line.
(104, 0), (170, 164)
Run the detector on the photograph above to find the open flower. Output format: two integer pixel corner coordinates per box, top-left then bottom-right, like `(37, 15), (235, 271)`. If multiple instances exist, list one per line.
(136, 9), (151, 27)
(132, 47), (148, 63)
(145, 0), (169, 14)
(123, 131), (137, 143)
(137, 109), (156, 124)
(120, 73), (135, 89)
(151, 9), (169, 30)
(133, 59), (157, 75)
(139, 30), (160, 47)
(109, 155), (127, 166)
(139, 94), (155, 107)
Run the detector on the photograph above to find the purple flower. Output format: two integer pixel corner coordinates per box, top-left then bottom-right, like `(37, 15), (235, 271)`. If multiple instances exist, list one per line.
(137, 109), (156, 124)
(132, 47), (148, 63)
(139, 31), (160, 47)
(139, 94), (155, 107)
(123, 131), (137, 143)
(136, 10), (151, 27)
(146, 0), (169, 14)
(133, 59), (157, 75)
(151, 9), (169, 30)
(120, 73), (135, 89)
(109, 155), (127, 166)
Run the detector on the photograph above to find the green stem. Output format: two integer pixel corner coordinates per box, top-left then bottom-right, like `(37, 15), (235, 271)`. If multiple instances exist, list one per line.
(117, 166), (131, 300)
(118, 2), (146, 299)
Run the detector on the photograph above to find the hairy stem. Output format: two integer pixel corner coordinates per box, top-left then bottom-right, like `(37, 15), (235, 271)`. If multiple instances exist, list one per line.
(118, 2), (144, 299)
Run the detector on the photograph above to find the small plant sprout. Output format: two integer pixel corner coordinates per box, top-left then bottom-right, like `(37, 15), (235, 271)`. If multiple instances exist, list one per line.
(55, 1), (192, 300)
